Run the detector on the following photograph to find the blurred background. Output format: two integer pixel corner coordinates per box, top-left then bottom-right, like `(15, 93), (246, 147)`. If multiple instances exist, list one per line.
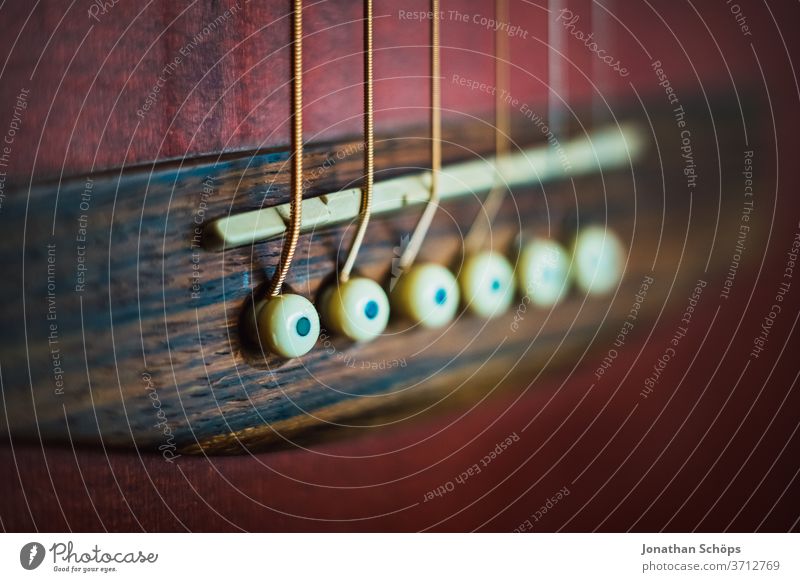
(0, 0), (798, 531)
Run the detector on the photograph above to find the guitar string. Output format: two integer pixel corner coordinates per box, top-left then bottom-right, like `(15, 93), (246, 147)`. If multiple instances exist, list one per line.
(267, 0), (304, 297)
(339, 0), (374, 283)
(548, 0), (567, 141)
(398, 0), (441, 270)
(463, 0), (510, 255)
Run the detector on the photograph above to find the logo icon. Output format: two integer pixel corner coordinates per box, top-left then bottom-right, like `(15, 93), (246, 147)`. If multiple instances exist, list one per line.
(20, 542), (46, 570)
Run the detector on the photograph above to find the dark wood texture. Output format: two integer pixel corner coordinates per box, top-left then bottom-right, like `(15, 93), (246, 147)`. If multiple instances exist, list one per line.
(0, 98), (757, 454)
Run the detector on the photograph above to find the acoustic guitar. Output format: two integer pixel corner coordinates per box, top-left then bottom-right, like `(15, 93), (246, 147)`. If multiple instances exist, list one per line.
(0, 0), (797, 532)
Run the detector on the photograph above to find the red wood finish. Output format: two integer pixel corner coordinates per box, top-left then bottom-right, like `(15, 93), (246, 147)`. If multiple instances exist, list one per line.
(0, 0), (776, 182)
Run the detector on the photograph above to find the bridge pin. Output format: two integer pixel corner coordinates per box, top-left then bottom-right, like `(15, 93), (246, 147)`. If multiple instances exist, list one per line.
(320, 277), (390, 342)
(572, 226), (625, 295)
(255, 294), (320, 359)
(517, 239), (571, 307)
(391, 263), (459, 328)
